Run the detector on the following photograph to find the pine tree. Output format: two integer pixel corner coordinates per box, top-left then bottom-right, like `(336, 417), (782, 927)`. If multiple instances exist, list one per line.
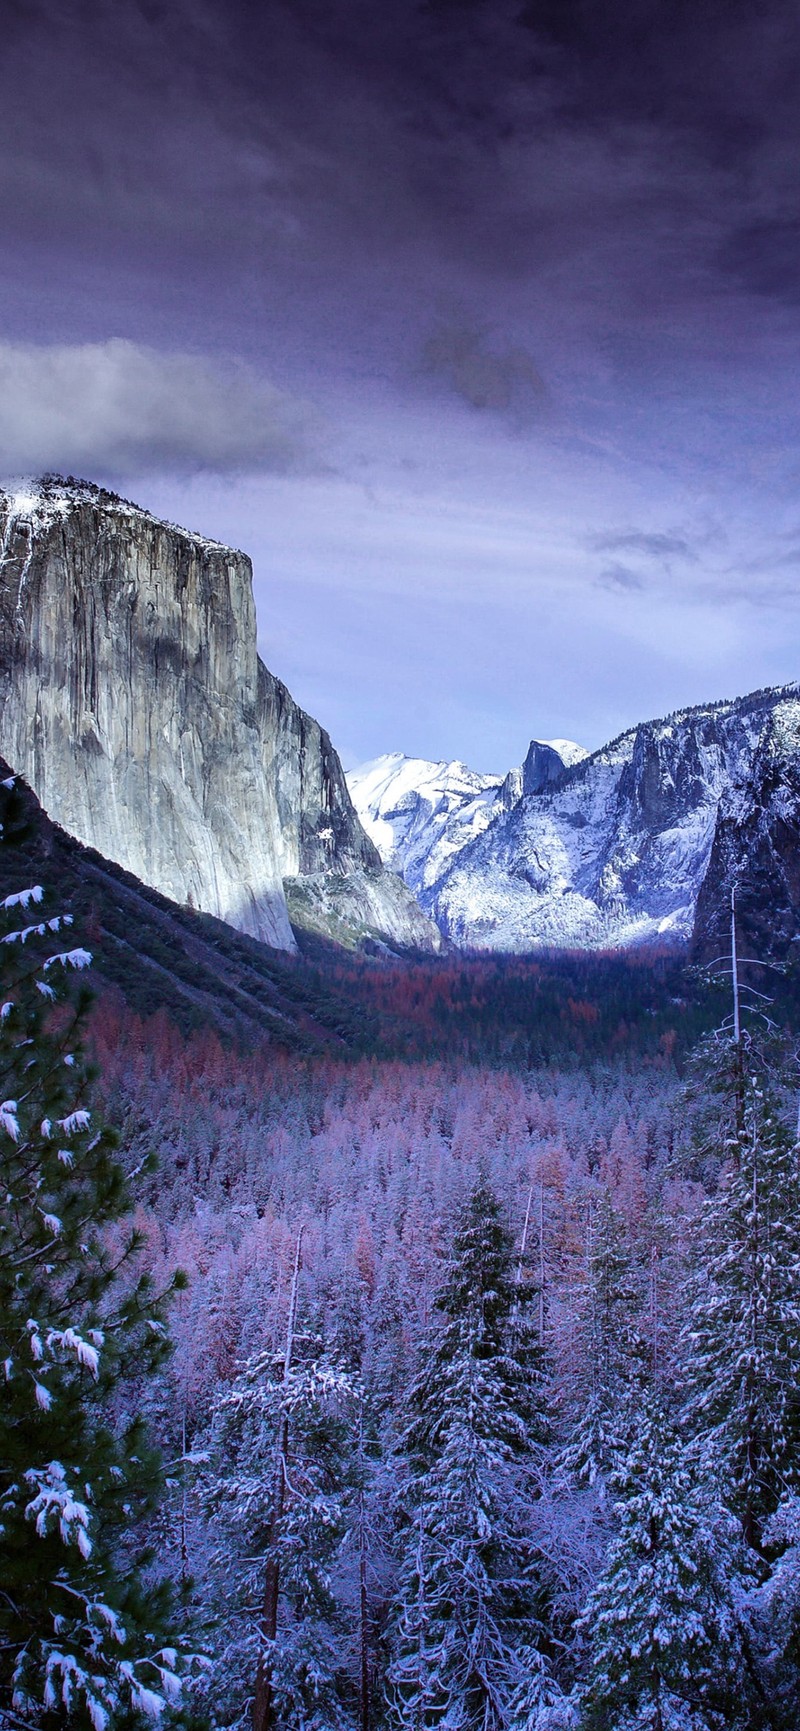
(580, 1400), (752, 1731)
(199, 1301), (358, 1731)
(751, 1495), (800, 1726)
(560, 1192), (647, 1492)
(682, 1077), (800, 1551)
(0, 881), (189, 1729)
(388, 1180), (561, 1731)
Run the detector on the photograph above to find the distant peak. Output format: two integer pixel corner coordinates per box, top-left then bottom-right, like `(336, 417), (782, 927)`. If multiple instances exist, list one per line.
(532, 737), (588, 766)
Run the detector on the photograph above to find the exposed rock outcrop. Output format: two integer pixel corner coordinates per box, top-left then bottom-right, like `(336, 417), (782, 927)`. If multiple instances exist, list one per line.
(0, 478), (439, 954)
(692, 694), (800, 966)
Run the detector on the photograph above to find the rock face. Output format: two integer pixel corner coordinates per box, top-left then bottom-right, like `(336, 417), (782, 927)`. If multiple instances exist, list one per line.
(0, 478), (439, 954)
(692, 693), (800, 966)
(352, 692), (800, 955)
(522, 737), (588, 796)
(427, 688), (796, 951)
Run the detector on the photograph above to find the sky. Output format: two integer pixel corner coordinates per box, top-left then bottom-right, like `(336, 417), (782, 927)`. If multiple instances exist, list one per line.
(2, 0), (800, 772)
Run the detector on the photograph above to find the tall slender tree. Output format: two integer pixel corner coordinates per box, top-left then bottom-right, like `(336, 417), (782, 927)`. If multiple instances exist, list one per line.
(388, 1180), (560, 1731)
(682, 1077), (800, 1552)
(200, 1268), (358, 1731)
(580, 1399), (752, 1731)
(560, 1191), (647, 1492)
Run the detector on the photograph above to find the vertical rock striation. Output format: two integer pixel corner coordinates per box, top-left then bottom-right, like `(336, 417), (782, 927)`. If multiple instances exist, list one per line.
(0, 478), (438, 953)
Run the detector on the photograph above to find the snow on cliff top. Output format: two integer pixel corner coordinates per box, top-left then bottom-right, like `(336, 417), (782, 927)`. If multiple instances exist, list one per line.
(0, 475), (241, 557)
(540, 738), (588, 767)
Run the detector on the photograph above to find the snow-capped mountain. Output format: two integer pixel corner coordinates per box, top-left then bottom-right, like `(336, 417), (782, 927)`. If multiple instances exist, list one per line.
(346, 755), (505, 895)
(350, 688), (800, 954)
(347, 739), (586, 903)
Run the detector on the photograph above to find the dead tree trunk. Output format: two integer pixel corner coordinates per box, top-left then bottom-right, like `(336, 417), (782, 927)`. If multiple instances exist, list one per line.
(359, 1485), (370, 1731)
(252, 1225), (304, 1731)
(731, 885), (745, 1134)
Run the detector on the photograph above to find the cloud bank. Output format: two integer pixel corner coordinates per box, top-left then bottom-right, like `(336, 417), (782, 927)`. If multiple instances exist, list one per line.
(0, 340), (317, 476)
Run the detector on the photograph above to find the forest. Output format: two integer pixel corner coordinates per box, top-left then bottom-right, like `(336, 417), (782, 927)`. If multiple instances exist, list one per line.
(4, 872), (800, 1731)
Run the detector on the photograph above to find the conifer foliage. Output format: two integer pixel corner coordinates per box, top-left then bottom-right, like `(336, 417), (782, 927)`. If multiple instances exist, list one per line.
(682, 1077), (800, 1551)
(200, 1299), (358, 1730)
(580, 1401), (750, 1731)
(0, 881), (187, 1730)
(560, 1192), (646, 1493)
(388, 1180), (560, 1731)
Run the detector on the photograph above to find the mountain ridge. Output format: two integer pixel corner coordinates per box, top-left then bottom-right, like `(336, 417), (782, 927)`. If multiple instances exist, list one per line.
(350, 683), (800, 958)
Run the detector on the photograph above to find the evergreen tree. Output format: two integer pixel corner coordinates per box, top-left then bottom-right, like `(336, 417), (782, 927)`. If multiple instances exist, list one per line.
(681, 1077), (800, 1551)
(199, 1317), (358, 1731)
(560, 1192), (647, 1492)
(750, 1495), (800, 1726)
(388, 1180), (561, 1731)
(580, 1401), (752, 1731)
(0, 882), (188, 1729)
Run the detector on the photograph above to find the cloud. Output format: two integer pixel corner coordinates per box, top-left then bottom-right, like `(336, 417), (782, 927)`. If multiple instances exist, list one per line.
(591, 530), (698, 563)
(597, 562), (645, 593)
(420, 325), (548, 418)
(0, 339), (319, 476)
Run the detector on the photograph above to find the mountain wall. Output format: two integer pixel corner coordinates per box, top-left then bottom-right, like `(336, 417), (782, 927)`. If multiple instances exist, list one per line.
(0, 479), (438, 954)
(347, 739), (586, 907)
(692, 694), (800, 965)
(433, 687), (800, 952)
(351, 691), (800, 956)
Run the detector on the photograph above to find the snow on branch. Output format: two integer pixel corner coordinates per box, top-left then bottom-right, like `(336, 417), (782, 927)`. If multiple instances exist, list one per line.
(58, 1109), (91, 1136)
(0, 1098), (20, 1139)
(43, 947), (93, 972)
(25, 1462), (93, 1558)
(3, 886), (43, 910)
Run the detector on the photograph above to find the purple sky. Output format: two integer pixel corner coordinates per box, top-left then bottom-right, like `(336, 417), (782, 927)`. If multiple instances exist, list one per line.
(3, 1), (800, 771)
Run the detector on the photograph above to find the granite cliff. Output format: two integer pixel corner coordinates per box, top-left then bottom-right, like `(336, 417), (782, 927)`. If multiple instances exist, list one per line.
(0, 478), (438, 954)
(692, 694), (800, 966)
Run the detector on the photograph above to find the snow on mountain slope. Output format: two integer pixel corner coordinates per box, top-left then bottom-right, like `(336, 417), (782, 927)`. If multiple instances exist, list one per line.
(427, 687), (797, 951)
(347, 741), (587, 902)
(346, 754), (505, 896)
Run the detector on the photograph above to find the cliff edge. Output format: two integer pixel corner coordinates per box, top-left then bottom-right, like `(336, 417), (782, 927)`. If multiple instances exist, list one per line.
(0, 477), (438, 954)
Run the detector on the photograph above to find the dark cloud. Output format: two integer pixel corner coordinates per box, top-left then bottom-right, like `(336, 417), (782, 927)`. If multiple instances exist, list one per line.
(2, 0), (800, 329)
(718, 218), (800, 304)
(421, 324), (548, 416)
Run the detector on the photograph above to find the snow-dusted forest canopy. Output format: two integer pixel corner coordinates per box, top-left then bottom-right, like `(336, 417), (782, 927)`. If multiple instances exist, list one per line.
(5, 877), (800, 1731)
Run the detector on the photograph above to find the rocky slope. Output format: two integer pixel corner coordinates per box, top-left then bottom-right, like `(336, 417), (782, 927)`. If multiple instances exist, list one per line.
(352, 690), (800, 955)
(0, 478), (438, 954)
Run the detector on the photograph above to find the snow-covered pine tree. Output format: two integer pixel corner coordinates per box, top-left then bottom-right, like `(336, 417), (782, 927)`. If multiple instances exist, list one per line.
(560, 1191), (647, 1492)
(198, 1267), (359, 1731)
(579, 1399), (752, 1731)
(750, 1494), (800, 1725)
(0, 881), (189, 1730)
(387, 1179), (562, 1731)
(681, 1075), (800, 1552)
